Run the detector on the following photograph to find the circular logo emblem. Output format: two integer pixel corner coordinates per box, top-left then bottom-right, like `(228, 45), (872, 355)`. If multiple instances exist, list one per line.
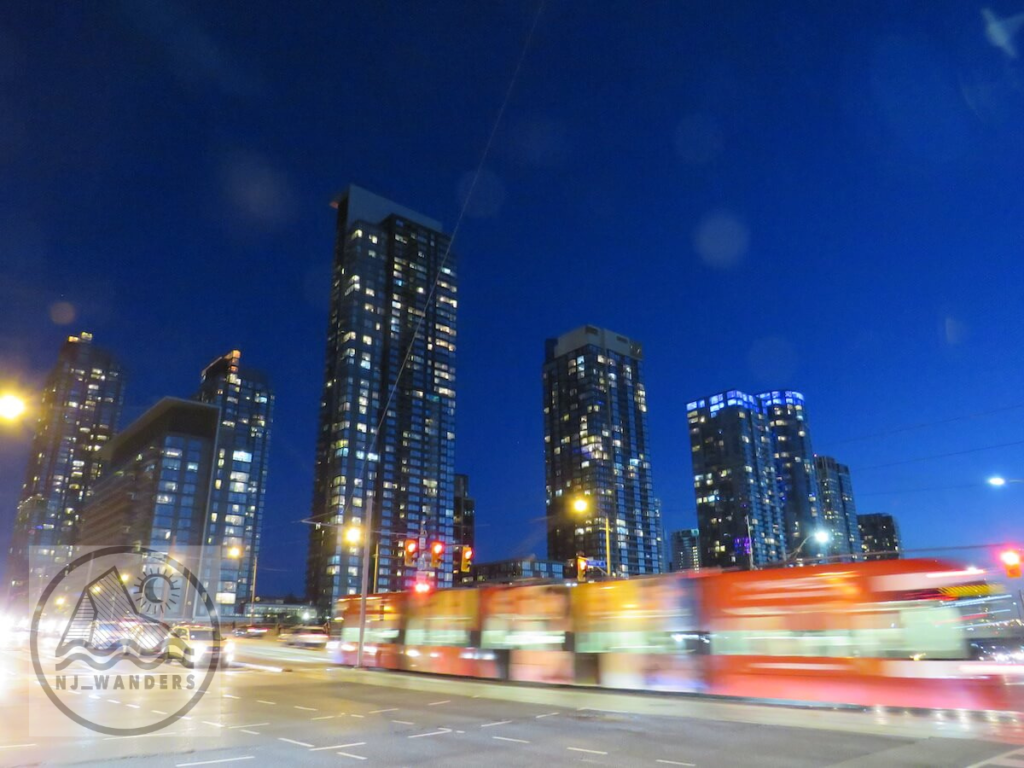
(30, 546), (223, 736)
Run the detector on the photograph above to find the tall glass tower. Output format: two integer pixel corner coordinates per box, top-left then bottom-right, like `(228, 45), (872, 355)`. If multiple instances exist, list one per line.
(195, 350), (274, 615)
(307, 185), (457, 609)
(814, 454), (862, 560)
(8, 332), (124, 606)
(687, 391), (784, 569)
(544, 326), (663, 577)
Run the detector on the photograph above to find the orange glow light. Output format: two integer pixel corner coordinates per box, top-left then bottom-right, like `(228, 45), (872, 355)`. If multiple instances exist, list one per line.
(1000, 550), (1021, 567)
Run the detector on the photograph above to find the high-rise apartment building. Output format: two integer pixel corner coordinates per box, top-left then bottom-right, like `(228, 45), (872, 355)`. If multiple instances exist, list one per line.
(543, 325), (662, 577)
(858, 513), (901, 560)
(668, 528), (701, 572)
(814, 455), (862, 560)
(453, 473), (475, 583)
(8, 332), (124, 605)
(307, 186), (457, 608)
(757, 391), (822, 558)
(195, 351), (274, 614)
(687, 391), (784, 569)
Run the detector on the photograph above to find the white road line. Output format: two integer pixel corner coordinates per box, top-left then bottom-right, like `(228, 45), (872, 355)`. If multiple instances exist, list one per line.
(108, 699), (121, 704)
(257, 700), (276, 705)
(656, 761), (696, 767)
(0, 745), (37, 750)
(152, 709), (168, 715)
(493, 736), (531, 744)
(427, 700), (450, 706)
(125, 704), (140, 709)
(180, 716), (193, 721)
(409, 728), (453, 739)
(481, 720), (512, 728)
(229, 723), (270, 729)
(350, 714), (364, 718)
(369, 708), (398, 714)
(568, 747), (608, 756)
(309, 742), (366, 752)
(294, 705), (317, 711)
(176, 758), (255, 767)
(203, 721), (225, 728)
(311, 715), (335, 720)
(279, 737), (314, 748)
(535, 712), (559, 718)
(223, 694), (240, 699)
(89, 694), (100, 700)
(239, 730), (260, 736)
(337, 752), (367, 761)
(391, 720), (415, 725)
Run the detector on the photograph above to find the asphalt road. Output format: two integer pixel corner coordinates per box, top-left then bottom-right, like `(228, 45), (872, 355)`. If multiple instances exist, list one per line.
(1, 638), (1022, 767)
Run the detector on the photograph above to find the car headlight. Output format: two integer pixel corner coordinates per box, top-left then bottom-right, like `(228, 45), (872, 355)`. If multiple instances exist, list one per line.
(193, 642), (207, 657)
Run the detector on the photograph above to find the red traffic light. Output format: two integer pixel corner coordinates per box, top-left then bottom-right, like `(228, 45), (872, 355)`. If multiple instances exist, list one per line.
(406, 541), (419, 554)
(432, 542), (444, 555)
(413, 582), (432, 594)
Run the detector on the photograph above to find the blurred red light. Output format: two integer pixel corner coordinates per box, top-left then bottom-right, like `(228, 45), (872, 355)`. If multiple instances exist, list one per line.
(413, 582), (431, 594)
(1001, 550), (1021, 567)
(432, 542), (444, 555)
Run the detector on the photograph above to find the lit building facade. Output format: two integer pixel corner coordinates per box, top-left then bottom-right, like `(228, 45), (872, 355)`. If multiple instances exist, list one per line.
(687, 391), (784, 569)
(544, 325), (663, 577)
(453, 473), (475, 584)
(307, 186), (457, 609)
(668, 528), (701, 572)
(195, 351), (274, 614)
(757, 391), (822, 560)
(467, 556), (565, 584)
(814, 455), (862, 560)
(858, 513), (901, 560)
(8, 332), (124, 605)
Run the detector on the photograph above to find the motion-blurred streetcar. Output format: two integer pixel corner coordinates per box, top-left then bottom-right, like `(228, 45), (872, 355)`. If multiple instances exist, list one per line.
(328, 558), (1023, 711)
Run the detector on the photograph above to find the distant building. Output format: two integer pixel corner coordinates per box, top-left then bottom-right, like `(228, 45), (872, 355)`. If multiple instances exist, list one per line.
(814, 455), (862, 560)
(8, 332), (124, 606)
(858, 513), (901, 560)
(194, 351), (274, 615)
(453, 474), (475, 583)
(668, 528), (701, 572)
(687, 391), (784, 569)
(307, 185), (458, 609)
(245, 597), (318, 626)
(467, 556), (565, 584)
(543, 325), (663, 578)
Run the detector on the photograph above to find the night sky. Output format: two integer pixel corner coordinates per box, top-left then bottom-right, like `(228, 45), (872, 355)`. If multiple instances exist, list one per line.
(2, 1), (1023, 597)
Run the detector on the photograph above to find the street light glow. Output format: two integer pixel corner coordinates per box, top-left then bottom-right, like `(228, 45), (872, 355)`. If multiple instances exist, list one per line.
(572, 497), (589, 513)
(813, 530), (831, 544)
(344, 527), (362, 544)
(988, 476), (1007, 487)
(228, 546), (242, 558)
(0, 394), (26, 421)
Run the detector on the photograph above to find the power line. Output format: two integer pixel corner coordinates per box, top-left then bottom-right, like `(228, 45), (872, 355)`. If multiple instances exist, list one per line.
(853, 438), (1024, 472)
(832, 402), (1024, 446)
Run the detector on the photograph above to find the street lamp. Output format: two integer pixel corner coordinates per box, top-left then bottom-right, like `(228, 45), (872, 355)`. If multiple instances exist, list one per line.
(785, 529), (831, 564)
(227, 546), (242, 559)
(572, 496), (613, 577)
(988, 476), (1024, 487)
(0, 393), (26, 422)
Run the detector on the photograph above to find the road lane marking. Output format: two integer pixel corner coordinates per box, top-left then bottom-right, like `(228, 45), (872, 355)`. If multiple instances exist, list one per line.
(392, 720), (415, 725)
(656, 761), (696, 767)
(427, 700), (450, 706)
(152, 709), (168, 715)
(568, 747), (608, 755)
(350, 714), (364, 718)
(89, 695), (100, 700)
(369, 708), (398, 713)
(257, 700), (276, 705)
(239, 730), (260, 736)
(0, 745), (37, 750)
(177, 758), (255, 767)
(309, 742), (366, 752)
(223, 694), (240, 699)
(493, 736), (530, 744)
(279, 738), (314, 747)
(125, 704), (140, 709)
(203, 721), (225, 728)
(108, 699), (120, 704)
(535, 712), (559, 718)
(481, 720), (512, 728)
(294, 705), (317, 711)
(311, 715), (335, 720)
(230, 723), (270, 729)
(337, 752), (367, 761)
(409, 728), (452, 739)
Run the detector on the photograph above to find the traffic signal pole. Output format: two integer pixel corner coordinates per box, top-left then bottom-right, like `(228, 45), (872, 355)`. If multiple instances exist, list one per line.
(355, 496), (373, 669)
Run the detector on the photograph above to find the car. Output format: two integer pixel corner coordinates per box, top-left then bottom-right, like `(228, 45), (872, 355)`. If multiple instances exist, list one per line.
(167, 625), (235, 668)
(233, 625), (269, 638)
(280, 626), (329, 649)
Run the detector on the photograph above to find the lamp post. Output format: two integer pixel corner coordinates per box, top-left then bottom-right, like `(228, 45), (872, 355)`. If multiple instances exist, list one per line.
(572, 496), (613, 577)
(988, 476), (1024, 487)
(784, 529), (831, 565)
(0, 393), (27, 422)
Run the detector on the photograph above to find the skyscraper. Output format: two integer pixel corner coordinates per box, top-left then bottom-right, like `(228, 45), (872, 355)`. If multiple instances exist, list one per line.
(758, 391), (822, 559)
(858, 513), (901, 560)
(307, 185), (457, 609)
(8, 332), (124, 605)
(668, 528), (701, 572)
(814, 455), (862, 560)
(453, 473), (475, 583)
(543, 325), (662, 577)
(195, 350), (274, 615)
(687, 391), (784, 569)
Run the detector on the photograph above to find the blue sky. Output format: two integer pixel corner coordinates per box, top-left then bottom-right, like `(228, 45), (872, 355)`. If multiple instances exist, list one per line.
(2, 1), (1023, 595)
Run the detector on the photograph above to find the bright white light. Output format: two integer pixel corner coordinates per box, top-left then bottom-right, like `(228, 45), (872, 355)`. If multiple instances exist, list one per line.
(0, 394), (26, 421)
(813, 530), (831, 544)
(988, 476), (1007, 487)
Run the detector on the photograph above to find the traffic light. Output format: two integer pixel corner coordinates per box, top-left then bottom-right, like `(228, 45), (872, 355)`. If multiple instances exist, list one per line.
(430, 541), (444, 569)
(460, 546), (473, 573)
(413, 581), (432, 594)
(404, 540), (419, 567)
(1001, 549), (1022, 578)
(576, 556), (588, 579)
